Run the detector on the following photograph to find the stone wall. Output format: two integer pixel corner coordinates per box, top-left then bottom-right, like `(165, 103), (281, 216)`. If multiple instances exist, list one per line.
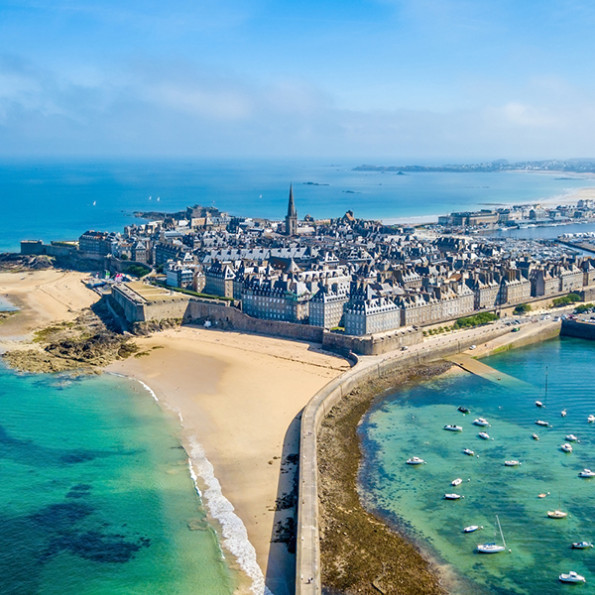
(321, 327), (422, 356)
(110, 285), (147, 322)
(185, 299), (325, 343)
(144, 298), (191, 321)
(561, 318), (595, 340)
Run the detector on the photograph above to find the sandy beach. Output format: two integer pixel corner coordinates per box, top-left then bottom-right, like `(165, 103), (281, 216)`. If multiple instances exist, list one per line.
(0, 269), (99, 347)
(0, 268), (349, 595)
(108, 327), (349, 595)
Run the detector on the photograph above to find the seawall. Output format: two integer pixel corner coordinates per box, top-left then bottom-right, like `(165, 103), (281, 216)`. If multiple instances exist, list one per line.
(295, 319), (561, 594)
(560, 318), (595, 340)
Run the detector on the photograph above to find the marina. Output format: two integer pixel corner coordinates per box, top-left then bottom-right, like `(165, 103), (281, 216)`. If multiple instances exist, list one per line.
(359, 336), (595, 594)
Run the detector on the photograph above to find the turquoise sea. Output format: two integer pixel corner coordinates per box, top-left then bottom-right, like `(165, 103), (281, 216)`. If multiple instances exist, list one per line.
(359, 337), (595, 594)
(2, 159), (595, 251)
(0, 362), (238, 595)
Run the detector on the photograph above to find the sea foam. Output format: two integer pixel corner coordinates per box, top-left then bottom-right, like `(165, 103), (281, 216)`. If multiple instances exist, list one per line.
(131, 376), (273, 595)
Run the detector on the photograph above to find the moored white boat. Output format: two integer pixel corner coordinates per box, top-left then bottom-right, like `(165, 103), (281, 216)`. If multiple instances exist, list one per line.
(571, 541), (593, 549)
(462, 448), (475, 456)
(473, 417), (489, 427)
(535, 400), (544, 407)
(535, 420), (549, 427)
(578, 468), (595, 478)
(559, 571), (586, 584)
(444, 493), (463, 500)
(532, 433), (540, 440)
(561, 443), (573, 453)
(444, 424), (463, 432)
(478, 431), (490, 440)
(566, 434), (578, 442)
(406, 456), (426, 465)
(548, 509), (568, 518)
(588, 414), (595, 423)
(504, 460), (521, 466)
(463, 525), (481, 533)
(561, 409), (567, 417)
(451, 478), (463, 486)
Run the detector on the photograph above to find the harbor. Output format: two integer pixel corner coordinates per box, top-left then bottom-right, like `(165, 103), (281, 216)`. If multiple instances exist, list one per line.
(359, 336), (595, 594)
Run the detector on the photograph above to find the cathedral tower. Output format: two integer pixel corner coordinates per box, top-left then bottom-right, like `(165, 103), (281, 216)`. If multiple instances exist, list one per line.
(285, 184), (298, 236)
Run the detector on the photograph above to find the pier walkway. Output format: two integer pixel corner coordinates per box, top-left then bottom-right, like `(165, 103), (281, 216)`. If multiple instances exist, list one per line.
(444, 354), (530, 388)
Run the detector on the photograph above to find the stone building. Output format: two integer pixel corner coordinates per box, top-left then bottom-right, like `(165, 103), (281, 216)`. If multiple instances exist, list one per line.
(204, 261), (235, 298)
(309, 285), (349, 329)
(78, 230), (115, 258)
(344, 284), (400, 336)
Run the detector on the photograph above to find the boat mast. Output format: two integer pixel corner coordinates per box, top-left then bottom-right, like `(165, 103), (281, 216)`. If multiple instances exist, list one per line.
(496, 515), (506, 549)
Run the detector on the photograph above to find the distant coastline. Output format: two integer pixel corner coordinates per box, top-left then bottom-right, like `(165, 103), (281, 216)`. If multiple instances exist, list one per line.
(354, 158), (595, 174)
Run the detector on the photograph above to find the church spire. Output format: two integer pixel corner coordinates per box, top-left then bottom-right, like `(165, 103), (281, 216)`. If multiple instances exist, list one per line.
(285, 184), (298, 236)
(287, 184), (296, 217)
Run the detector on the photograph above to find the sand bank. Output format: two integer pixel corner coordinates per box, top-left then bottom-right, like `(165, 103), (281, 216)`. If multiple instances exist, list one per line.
(108, 326), (349, 595)
(0, 269), (99, 346)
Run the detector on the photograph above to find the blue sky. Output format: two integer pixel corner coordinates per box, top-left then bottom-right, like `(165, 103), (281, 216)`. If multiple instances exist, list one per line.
(2, 0), (595, 160)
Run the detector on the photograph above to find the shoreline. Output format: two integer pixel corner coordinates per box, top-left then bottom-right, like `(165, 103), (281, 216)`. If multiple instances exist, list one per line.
(382, 185), (595, 226)
(106, 326), (349, 595)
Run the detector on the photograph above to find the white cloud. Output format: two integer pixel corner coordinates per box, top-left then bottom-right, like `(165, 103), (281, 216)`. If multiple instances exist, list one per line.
(492, 102), (559, 128)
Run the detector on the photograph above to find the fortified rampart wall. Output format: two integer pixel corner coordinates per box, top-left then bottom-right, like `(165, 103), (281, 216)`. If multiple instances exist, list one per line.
(560, 318), (595, 340)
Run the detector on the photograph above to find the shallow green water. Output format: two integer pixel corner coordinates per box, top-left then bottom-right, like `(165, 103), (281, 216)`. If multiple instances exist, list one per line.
(359, 337), (595, 594)
(0, 365), (236, 594)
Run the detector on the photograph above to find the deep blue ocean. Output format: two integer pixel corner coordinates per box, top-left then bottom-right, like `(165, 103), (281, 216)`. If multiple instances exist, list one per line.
(3, 159), (595, 251)
(360, 337), (595, 594)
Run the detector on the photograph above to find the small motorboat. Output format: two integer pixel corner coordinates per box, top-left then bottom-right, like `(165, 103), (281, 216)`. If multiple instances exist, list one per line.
(538, 493), (549, 498)
(504, 460), (521, 467)
(588, 414), (595, 423)
(532, 433), (540, 441)
(406, 457), (426, 465)
(561, 443), (573, 453)
(571, 541), (593, 549)
(444, 424), (463, 432)
(462, 448), (475, 456)
(444, 493), (463, 500)
(451, 478), (463, 486)
(561, 409), (567, 417)
(548, 509), (568, 519)
(559, 571), (586, 584)
(578, 468), (595, 478)
(478, 431), (490, 440)
(535, 400), (544, 408)
(535, 420), (549, 427)
(458, 406), (470, 414)
(473, 417), (489, 427)
(565, 434), (578, 442)
(463, 525), (481, 533)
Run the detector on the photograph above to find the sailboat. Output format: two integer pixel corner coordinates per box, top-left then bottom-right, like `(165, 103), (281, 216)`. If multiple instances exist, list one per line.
(476, 515), (509, 554)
